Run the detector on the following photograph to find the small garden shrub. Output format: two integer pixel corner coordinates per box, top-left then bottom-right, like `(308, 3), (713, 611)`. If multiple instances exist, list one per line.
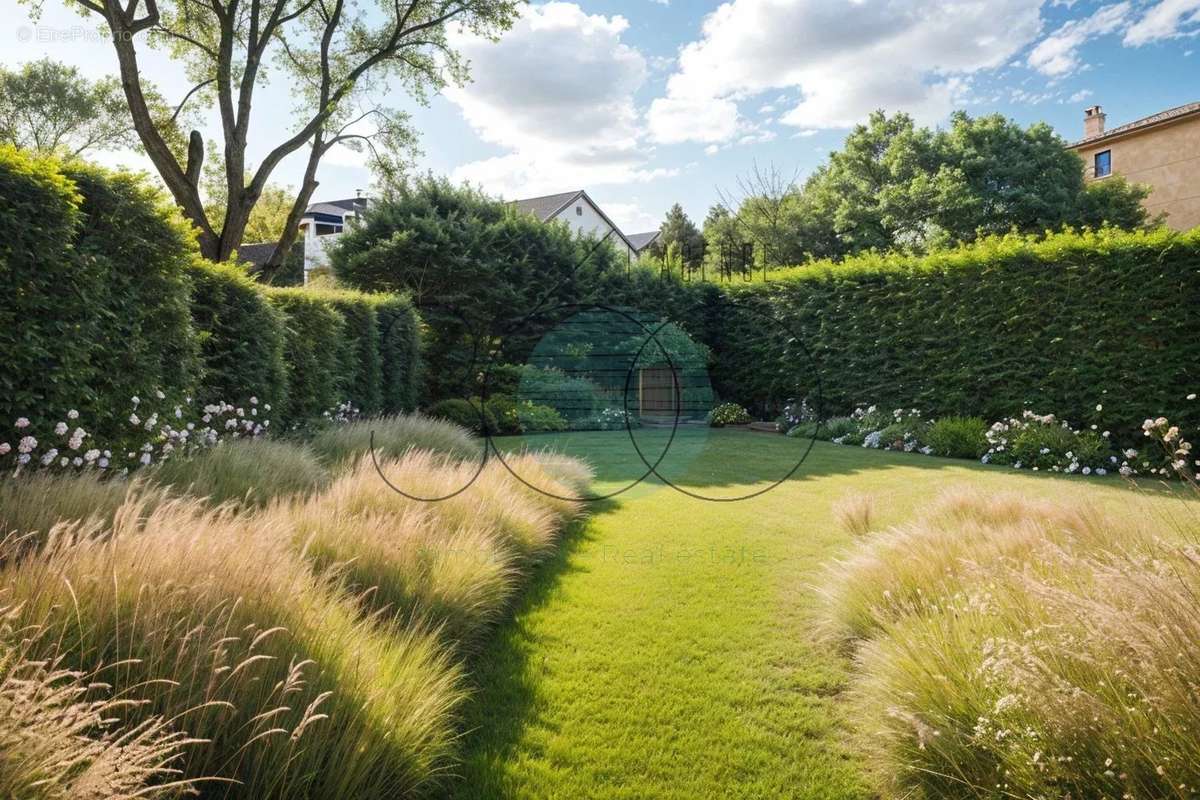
(822, 417), (858, 440)
(515, 366), (609, 425)
(483, 394), (523, 435)
(707, 403), (752, 427)
(517, 402), (569, 433)
(427, 399), (495, 434)
(925, 416), (988, 459)
(984, 411), (1118, 474)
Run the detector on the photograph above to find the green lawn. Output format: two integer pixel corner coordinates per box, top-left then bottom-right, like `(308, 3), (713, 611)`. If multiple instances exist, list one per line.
(448, 429), (1162, 799)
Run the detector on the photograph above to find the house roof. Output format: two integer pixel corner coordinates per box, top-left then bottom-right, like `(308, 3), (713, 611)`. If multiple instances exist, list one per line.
(627, 231), (661, 252)
(235, 242), (280, 267)
(1070, 101), (1200, 148)
(302, 198), (368, 220)
(510, 189), (638, 254)
(235, 241), (302, 268)
(510, 190), (585, 222)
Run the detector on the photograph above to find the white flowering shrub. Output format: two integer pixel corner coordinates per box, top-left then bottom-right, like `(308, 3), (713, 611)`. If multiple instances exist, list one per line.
(1139, 415), (1197, 480)
(1, 391), (273, 475)
(982, 410), (1119, 474)
(808, 394), (1198, 479)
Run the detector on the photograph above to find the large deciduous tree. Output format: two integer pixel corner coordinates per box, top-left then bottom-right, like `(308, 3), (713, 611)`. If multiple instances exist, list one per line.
(0, 59), (142, 156)
(38, 0), (519, 267)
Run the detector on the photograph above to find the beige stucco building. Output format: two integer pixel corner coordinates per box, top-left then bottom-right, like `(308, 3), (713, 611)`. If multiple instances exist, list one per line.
(1068, 102), (1200, 231)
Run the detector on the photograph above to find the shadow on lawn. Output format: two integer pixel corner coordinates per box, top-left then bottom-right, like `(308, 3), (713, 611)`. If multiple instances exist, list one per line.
(444, 499), (618, 800)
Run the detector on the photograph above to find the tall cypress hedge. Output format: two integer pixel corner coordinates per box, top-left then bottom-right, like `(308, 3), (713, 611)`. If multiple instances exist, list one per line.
(1, 147), (423, 441)
(712, 228), (1200, 440)
(313, 289), (384, 416)
(264, 288), (348, 425)
(189, 261), (289, 415)
(373, 294), (422, 413)
(1, 146), (199, 444)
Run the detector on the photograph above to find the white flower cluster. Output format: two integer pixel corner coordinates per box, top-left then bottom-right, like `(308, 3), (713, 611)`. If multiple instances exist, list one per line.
(819, 395), (1198, 481)
(1141, 415), (1198, 479)
(2, 391), (273, 476)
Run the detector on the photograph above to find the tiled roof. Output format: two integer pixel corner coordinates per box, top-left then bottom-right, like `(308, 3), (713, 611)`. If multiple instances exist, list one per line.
(627, 231), (661, 252)
(1071, 101), (1200, 147)
(510, 190), (584, 222)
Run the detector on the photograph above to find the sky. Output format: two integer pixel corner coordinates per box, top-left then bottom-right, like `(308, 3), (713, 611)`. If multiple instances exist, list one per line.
(4, 0), (1199, 235)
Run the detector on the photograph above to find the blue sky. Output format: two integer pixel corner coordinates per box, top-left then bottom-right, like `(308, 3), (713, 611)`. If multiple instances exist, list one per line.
(4, 0), (1198, 234)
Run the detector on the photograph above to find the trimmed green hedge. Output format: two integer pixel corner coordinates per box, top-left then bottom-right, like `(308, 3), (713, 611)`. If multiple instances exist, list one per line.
(261, 287), (423, 425)
(264, 288), (348, 425)
(713, 228), (1200, 441)
(374, 294), (422, 413)
(1, 145), (199, 443)
(189, 261), (289, 413)
(1, 146), (423, 439)
(315, 289), (384, 416)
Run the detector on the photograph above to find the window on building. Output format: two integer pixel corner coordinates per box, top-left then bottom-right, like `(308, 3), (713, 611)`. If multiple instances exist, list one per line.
(1094, 150), (1112, 178)
(576, 205), (583, 216)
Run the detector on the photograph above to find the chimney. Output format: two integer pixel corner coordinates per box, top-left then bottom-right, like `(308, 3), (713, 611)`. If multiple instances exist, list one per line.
(1084, 105), (1106, 138)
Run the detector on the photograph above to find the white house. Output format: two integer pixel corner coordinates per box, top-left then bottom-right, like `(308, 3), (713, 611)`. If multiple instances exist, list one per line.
(296, 197), (368, 277)
(510, 189), (659, 262)
(239, 190), (660, 279)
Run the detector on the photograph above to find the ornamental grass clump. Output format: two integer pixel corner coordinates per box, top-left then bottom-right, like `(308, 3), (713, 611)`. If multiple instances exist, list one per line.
(148, 438), (329, 507)
(0, 496), (464, 799)
(280, 450), (588, 647)
(818, 487), (1118, 642)
(307, 413), (478, 467)
(0, 614), (204, 800)
(0, 471), (136, 551)
(824, 485), (1200, 799)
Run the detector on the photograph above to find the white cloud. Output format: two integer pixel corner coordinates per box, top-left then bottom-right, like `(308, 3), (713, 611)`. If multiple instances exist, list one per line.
(445, 3), (667, 197)
(1027, 2), (1131, 76)
(601, 200), (662, 232)
(1067, 88), (1094, 102)
(1124, 0), (1200, 45)
(647, 0), (1045, 144)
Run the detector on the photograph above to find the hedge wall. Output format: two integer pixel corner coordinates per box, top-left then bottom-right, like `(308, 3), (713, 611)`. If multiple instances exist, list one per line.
(712, 228), (1200, 440)
(316, 289), (384, 416)
(1, 145), (199, 443)
(372, 294), (422, 414)
(189, 261), (289, 413)
(1, 147), (423, 439)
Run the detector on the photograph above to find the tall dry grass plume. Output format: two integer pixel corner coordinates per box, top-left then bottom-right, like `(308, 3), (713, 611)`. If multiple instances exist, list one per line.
(823, 484), (1200, 799)
(0, 417), (594, 797)
(1, 495), (464, 799)
(831, 491), (875, 537)
(0, 607), (204, 799)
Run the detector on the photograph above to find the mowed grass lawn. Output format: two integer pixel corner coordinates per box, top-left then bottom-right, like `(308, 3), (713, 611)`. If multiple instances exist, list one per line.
(449, 428), (1174, 800)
